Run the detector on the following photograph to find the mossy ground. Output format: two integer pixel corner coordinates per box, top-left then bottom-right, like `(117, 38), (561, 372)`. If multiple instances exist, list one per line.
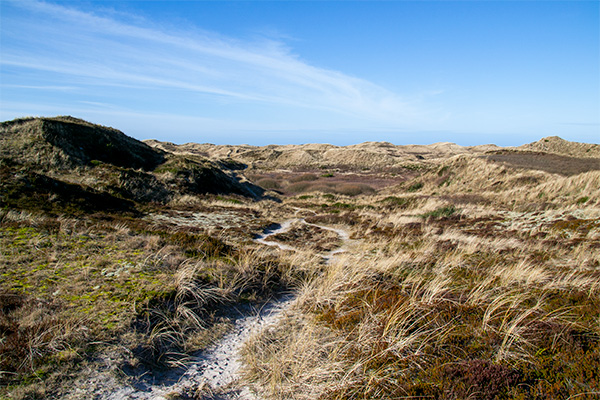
(0, 199), (291, 399)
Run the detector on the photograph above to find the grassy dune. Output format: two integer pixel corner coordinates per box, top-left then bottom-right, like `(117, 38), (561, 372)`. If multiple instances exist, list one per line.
(1, 120), (599, 399)
(241, 156), (600, 400)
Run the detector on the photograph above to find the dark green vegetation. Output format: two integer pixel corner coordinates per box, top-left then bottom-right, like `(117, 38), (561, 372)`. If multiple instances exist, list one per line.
(0, 116), (264, 215)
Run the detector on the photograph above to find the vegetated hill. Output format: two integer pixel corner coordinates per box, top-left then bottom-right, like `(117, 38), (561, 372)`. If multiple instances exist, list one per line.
(481, 150), (600, 176)
(1, 116), (165, 170)
(0, 116), (263, 214)
(518, 135), (600, 158)
(144, 139), (500, 171)
(384, 153), (600, 209)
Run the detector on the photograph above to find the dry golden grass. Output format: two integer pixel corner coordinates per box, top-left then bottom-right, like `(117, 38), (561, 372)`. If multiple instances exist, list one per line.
(3, 135), (600, 399)
(241, 165), (600, 399)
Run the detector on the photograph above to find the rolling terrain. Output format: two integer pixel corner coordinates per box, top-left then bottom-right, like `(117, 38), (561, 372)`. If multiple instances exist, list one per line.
(1, 117), (599, 399)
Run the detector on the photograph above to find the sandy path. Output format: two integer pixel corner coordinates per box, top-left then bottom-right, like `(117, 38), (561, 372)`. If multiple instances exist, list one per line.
(104, 296), (294, 400)
(85, 218), (349, 400)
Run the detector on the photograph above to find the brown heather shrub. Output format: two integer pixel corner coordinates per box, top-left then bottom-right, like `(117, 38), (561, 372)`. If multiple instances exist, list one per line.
(335, 183), (374, 196)
(289, 173), (319, 183)
(256, 178), (282, 190)
(308, 184), (336, 194)
(443, 359), (522, 400)
(286, 182), (313, 193)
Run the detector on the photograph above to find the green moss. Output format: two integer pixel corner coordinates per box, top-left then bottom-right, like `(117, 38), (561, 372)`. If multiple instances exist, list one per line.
(407, 182), (424, 192)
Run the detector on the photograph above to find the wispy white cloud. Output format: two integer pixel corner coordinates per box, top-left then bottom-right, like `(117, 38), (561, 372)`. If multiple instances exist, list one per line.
(1, 84), (77, 91)
(1, 0), (431, 138)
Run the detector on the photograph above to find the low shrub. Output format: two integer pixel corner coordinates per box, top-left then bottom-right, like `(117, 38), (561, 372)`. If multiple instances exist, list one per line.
(286, 182), (313, 193)
(290, 174), (318, 183)
(335, 184), (374, 196)
(420, 205), (458, 219)
(256, 178), (281, 190)
(407, 181), (424, 192)
(381, 196), (415, 209)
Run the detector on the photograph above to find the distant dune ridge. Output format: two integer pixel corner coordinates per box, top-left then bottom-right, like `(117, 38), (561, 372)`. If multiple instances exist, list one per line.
(2, 116), (598, 211)
(518, 135), (600, 158)
(2, 116), (597, 173)
(143, 139), (503, 170)
(144, 134), (599, 173)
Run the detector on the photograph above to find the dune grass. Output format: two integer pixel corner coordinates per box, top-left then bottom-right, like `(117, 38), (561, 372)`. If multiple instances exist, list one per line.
(241, 162), (600, 400)
(2, 148), (599, 399)
(0, 205), (298, 399)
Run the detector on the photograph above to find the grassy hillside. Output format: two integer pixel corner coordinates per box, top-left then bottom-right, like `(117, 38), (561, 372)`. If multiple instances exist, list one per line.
(1, 118), (599, 399)
(0, 117), (264, 215)
(242, 159), (600, 400)
(0, 117), (276, 398)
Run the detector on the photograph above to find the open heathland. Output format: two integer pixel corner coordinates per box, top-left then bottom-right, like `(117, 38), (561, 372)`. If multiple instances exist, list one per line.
(1, 117), (599, 399)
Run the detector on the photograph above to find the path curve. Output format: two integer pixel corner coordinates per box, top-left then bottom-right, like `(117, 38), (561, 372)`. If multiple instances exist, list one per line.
(90, 217), (351, 400)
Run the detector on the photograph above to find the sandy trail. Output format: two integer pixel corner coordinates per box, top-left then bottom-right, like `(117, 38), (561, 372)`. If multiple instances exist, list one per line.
(105, 296), (294, 400)
(91, 218), (350, 400)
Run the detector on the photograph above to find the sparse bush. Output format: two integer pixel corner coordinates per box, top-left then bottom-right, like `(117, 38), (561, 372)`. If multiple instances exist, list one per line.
(577, 196), (589, 204)
(335, 183), (374, 196)
(310, 185), (336, 194)
(256, 178), (281, 190)
(290, 174), (318, 183)
(419, 205), (458, 219)
(286, 182), (313, 193)
(407, 181), (424, 192)
(381, 196), (415, 209)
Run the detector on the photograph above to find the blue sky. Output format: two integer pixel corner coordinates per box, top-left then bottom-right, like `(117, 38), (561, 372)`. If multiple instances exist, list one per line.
(1, 0), (598, 146)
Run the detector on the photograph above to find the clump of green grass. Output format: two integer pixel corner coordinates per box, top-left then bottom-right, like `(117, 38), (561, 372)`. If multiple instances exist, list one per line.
(380, 196), (415, 209)
(419, 205), (458, 219)
(407, 181), (424, 192)
(577, 196), (589, 204)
